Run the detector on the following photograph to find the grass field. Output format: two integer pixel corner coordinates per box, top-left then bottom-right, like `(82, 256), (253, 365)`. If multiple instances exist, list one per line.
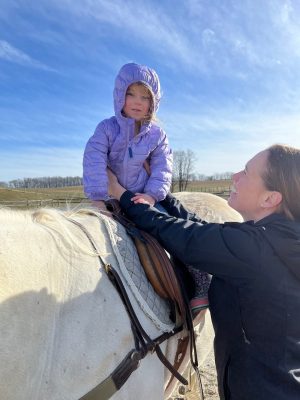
(0, 186), (85, 201)
(181, 179), (231, 193)
(0, 180), (232, 207)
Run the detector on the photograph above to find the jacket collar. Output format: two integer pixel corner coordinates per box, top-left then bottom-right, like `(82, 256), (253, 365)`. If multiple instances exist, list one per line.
(116, 113), (153, 139)
(253, 213), (287, 226)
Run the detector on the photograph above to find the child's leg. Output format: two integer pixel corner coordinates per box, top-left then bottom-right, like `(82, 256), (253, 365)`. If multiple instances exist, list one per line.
(154, 202), (168, 214)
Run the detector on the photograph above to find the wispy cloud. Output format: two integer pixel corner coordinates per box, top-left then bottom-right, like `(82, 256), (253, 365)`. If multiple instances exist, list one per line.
(30, 0), (206, 72)
(164, 105), (300, 175)
(184, 0), (300, 78)
(166, 107), (300, 143)
(4, 0), (300, 77)
(1, 0), (300, 181)
(0, 40), (56, 71)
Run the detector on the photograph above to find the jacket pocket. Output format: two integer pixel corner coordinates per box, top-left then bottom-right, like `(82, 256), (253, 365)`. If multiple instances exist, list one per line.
(129, 146), (149, 165)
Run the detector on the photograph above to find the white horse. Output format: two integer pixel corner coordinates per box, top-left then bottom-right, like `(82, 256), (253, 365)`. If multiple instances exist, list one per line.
(0, 192), (242, 400)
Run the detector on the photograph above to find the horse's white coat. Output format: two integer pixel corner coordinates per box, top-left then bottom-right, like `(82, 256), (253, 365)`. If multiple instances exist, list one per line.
(0, 193), (242, 400)
(174, 191), (242, 223)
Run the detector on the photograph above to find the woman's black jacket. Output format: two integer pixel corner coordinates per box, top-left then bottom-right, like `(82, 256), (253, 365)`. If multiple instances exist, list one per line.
(120, 191), (300, 400)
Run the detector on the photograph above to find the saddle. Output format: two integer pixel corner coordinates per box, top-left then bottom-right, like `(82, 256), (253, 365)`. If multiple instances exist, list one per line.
(103, 199), (202, 396)
(104, 199), (187, 325)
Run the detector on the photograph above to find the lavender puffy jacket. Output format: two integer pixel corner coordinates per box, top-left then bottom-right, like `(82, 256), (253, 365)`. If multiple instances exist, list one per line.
(83, 63), (173, 201)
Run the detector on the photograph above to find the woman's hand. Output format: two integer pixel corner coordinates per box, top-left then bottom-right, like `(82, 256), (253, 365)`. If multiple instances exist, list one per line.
(107, 168), (126, 200)
(131, 193), (155, 206)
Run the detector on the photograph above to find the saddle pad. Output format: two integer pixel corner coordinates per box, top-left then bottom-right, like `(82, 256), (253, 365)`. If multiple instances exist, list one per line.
(100, 214), (175, 332)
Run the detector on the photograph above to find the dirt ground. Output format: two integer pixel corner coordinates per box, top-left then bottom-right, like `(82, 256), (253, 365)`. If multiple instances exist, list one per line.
(168, 314), (219, 400)
(199, 349), (219, 400)
(170, 352), (219, 400)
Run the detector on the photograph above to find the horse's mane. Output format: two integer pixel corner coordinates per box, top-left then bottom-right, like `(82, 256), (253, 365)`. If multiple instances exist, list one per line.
(0, 207), (35, 223)
(0, 207), (106, 256)
(37, 207), (108, 256)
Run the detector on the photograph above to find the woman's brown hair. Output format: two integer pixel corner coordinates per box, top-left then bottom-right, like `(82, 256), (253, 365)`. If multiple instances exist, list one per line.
(263, 144), (300, 221)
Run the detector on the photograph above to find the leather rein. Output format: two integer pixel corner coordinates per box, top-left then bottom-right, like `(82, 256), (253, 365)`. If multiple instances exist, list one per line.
(68, 216), (188, 400)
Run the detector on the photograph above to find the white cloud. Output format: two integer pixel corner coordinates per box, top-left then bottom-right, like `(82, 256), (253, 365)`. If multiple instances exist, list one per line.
(98, 3), (196, 65)
(2, 0), (300, 181)
(163, 106), (300, 175)
(0, 40), (55, 71)
(5, 0), (300, 77)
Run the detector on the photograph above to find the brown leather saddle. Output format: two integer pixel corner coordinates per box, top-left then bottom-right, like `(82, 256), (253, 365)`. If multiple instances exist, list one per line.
(103, 199), (202, 395)
(104, 199), (187, 325)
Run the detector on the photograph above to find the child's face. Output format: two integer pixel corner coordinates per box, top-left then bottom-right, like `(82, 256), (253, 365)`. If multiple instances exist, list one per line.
(122, 83), (152, 121)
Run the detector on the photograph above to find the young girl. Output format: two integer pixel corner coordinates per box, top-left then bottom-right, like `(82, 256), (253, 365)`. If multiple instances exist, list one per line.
(83, 62), (172, 209)
(83, 62), (209, 315)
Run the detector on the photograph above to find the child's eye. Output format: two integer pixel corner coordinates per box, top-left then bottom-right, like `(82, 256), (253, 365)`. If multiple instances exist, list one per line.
(142, 96), (150, 100)
(126, 92), (133, 96)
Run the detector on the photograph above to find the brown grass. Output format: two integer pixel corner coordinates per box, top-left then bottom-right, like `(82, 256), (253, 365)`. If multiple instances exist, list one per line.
(0, 186), (85, 201)
(0, 180), (231, 203)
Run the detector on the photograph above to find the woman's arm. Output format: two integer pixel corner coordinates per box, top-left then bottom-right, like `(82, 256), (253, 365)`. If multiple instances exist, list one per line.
(108, 170), (256, 281)
(118, 191), (253, 280)
(160, 192), (204, 223)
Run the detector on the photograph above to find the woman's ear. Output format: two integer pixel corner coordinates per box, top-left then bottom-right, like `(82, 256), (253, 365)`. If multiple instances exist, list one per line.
(263, 191), (282, 209)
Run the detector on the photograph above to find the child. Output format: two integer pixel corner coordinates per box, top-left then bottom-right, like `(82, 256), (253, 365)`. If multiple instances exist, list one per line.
(83, 62), (172, 210)
(83, 62), (209, 316)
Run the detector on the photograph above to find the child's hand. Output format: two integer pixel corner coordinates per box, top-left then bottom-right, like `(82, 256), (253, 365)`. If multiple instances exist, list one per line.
(131, 193), (155, 206)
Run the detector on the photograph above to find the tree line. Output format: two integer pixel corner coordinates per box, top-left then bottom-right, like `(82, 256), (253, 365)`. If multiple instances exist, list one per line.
(0, 176), (83, 189)
(0, 150), (233, 190)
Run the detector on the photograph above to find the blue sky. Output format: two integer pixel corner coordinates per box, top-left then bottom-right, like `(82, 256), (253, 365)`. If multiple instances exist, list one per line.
(1, 0), (300, 182)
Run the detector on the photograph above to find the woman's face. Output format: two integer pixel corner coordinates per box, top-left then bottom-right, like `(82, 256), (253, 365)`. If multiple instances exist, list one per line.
(228, 150), (270, 221)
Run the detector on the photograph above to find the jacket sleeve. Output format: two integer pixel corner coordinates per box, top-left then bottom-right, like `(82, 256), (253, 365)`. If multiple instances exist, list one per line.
(160, 192), (203, 222)
(120, 191), (261, 282)
(143, 129), (173, 202)
(83, 121), (110, 200)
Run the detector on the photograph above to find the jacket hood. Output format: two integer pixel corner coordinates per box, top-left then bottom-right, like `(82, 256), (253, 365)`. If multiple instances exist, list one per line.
(257, 214), (300, 280)
(113, 63), (161, 119)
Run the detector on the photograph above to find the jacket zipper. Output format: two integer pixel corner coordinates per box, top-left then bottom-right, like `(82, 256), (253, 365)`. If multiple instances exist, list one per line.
(123, 125), (132, 188)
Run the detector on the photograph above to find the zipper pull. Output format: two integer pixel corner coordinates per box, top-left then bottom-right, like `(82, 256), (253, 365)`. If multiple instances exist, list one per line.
(128, 147), (133, 158)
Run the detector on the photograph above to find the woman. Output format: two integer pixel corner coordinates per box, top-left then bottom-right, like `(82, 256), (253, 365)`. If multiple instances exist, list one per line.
(107, 144), (300, 400)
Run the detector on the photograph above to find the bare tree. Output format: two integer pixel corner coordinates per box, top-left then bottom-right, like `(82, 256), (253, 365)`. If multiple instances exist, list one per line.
(172, 149), (195, 192)
(212, 171), (233, 180)
(8, 176), (83, 189)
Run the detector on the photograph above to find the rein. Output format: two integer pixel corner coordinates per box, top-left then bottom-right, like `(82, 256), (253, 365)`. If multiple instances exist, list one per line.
(68, 216), (188, 400)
